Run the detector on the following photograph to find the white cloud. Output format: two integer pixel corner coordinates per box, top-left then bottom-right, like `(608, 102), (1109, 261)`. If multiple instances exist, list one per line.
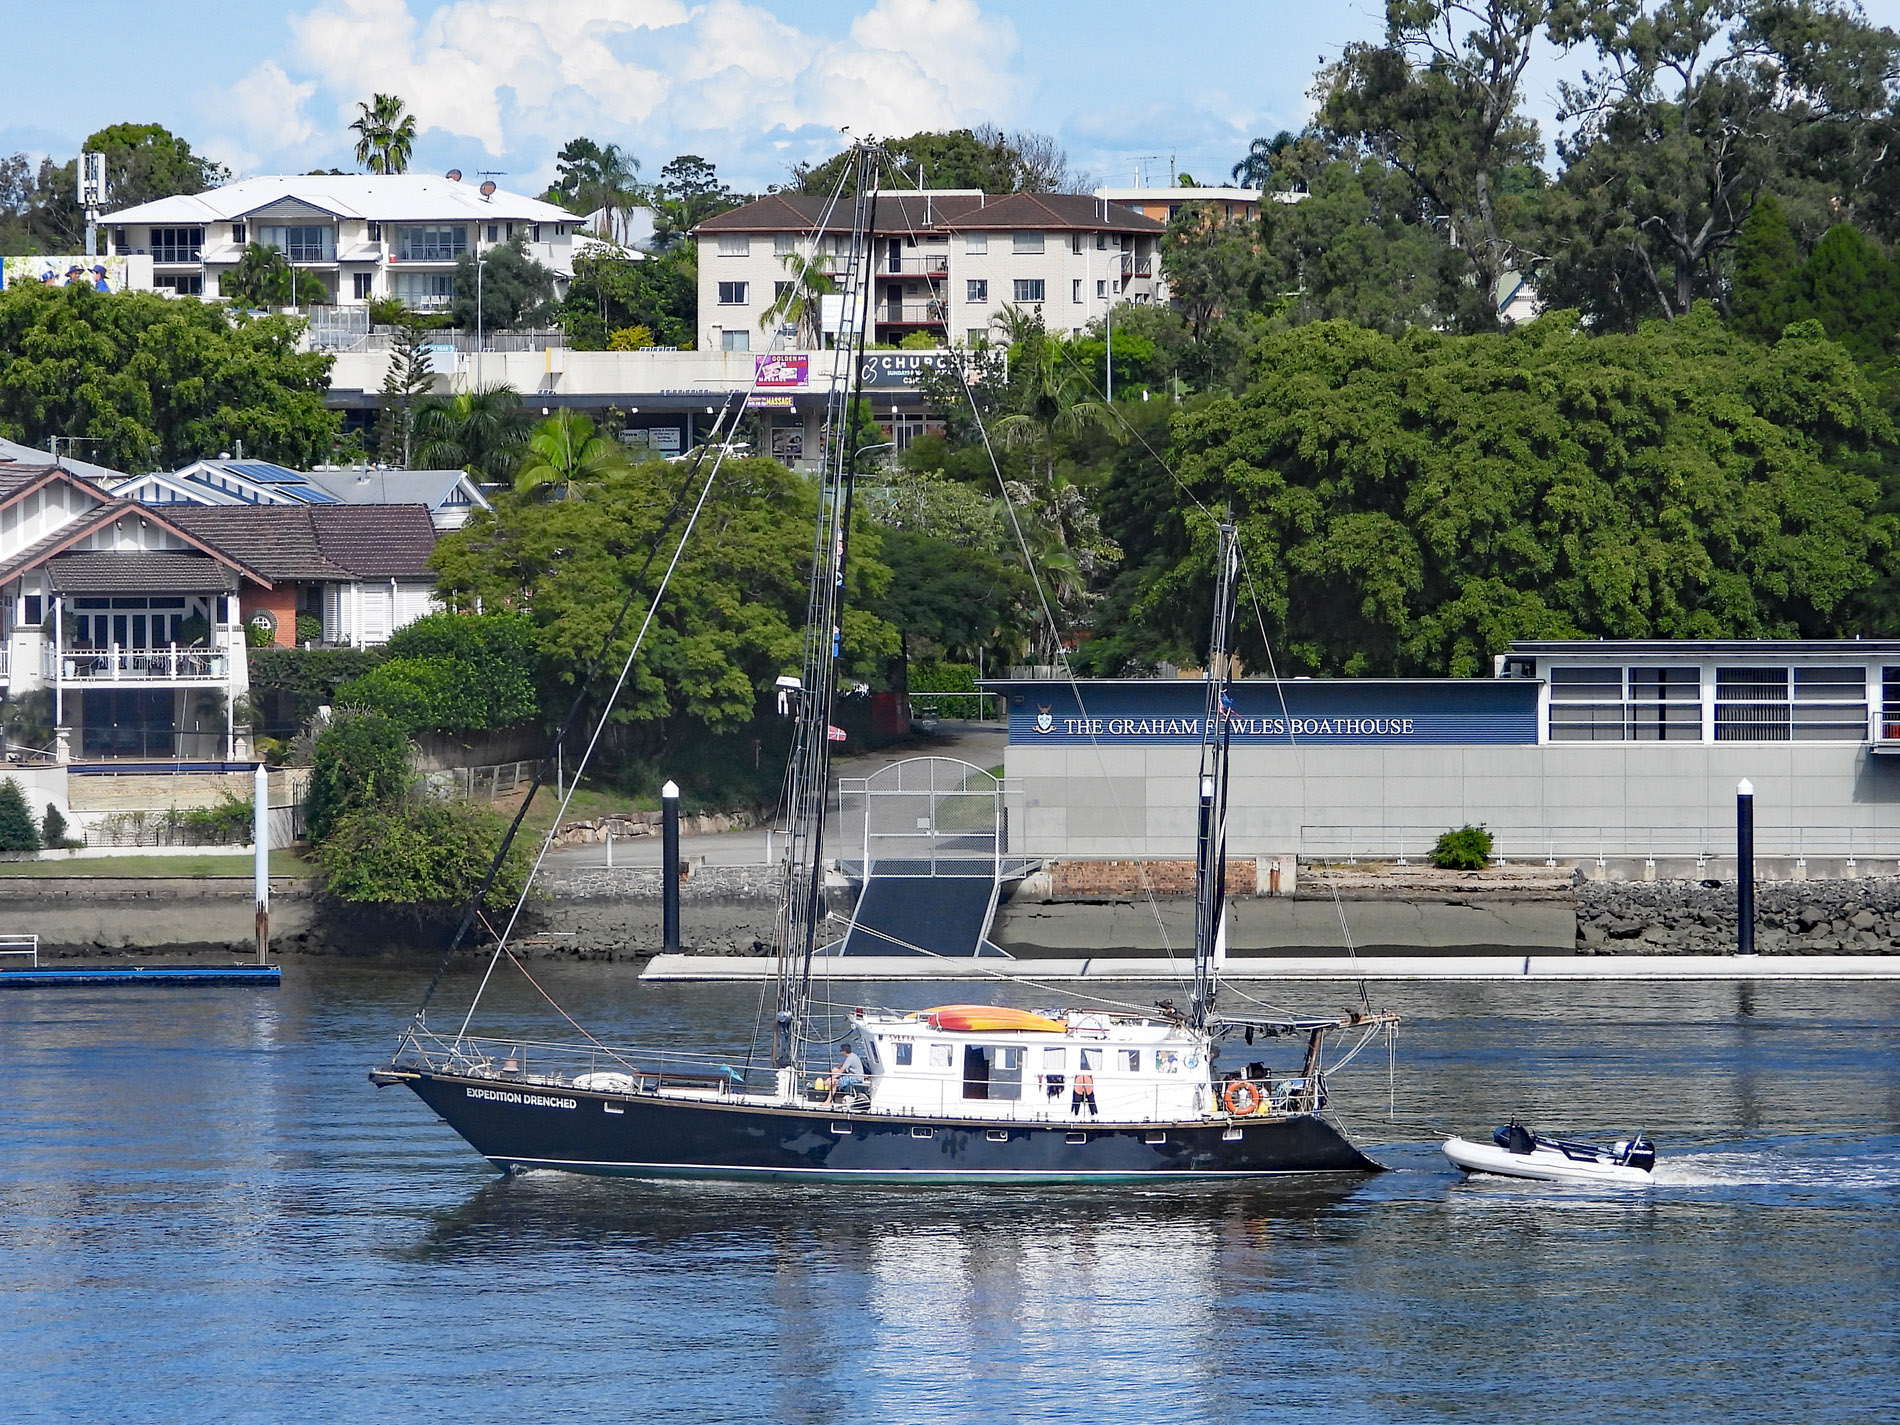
(214, 0), (1027, 190)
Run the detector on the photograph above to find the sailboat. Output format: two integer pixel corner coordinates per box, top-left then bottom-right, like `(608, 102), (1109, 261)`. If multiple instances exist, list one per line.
(373, 142), (1398, 1182)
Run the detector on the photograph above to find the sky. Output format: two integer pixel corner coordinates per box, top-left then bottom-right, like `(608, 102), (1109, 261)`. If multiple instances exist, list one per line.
(6, 0), (1900, 199)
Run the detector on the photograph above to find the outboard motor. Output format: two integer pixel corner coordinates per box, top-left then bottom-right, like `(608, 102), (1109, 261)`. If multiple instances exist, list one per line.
(1615, 1136), (1657, 1172)
(1493, 1120), (1537, 1155)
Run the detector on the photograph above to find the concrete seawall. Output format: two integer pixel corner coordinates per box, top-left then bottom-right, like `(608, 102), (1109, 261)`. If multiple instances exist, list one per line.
(13, 861), (1900, 960)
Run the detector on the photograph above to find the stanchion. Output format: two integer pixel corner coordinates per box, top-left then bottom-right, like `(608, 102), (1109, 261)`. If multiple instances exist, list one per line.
(662, 780), (680, 952)
(1737, 778), (1756, 956)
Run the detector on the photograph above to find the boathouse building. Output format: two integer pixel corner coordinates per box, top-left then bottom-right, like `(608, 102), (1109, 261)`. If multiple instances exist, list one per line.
(987, 640), (1900, 867)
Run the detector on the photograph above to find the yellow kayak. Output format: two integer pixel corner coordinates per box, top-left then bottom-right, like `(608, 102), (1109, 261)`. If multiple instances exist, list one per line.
(921, 1004), (1067, 1034)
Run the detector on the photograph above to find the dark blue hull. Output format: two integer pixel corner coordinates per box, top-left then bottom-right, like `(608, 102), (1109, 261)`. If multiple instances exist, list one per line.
(0, 964), (281, 988)
(397, 1070), (1384, 1183)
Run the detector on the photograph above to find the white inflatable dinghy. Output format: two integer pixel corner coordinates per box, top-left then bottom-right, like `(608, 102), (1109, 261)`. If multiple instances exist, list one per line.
(1444, 1120), (1656, 1187)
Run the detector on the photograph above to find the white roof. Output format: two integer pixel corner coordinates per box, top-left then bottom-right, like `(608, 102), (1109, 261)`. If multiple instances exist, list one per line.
(104, 173), (574, 227)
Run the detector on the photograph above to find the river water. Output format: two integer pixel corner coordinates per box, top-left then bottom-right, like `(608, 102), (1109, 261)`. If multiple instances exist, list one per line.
(3, 961), (1896, 1424)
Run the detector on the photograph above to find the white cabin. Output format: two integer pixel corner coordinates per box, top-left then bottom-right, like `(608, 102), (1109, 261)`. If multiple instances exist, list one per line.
(846, 1009), (1218, 1123)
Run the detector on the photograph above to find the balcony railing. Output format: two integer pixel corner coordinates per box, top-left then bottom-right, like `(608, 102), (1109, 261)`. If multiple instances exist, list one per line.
(881, 255), (951, 277)
(0, 647), (8, 680)
(48, 645), (229, 683)
(878, 301), (949, 325)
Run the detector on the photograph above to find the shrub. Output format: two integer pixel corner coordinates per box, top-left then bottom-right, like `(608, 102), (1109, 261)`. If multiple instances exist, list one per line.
(304, 710), (412, 842)
(316, 798), (531, 910)
(248, 646), (387, 735)
(41, 802), (75, 849)
(607, 324), (654, 350)
(295, 613), (324, 645)
(1430, 824), (1493, 871)
(0, 777), (43, 853)
(338, 611), (540, 733)
(181, 792), (255, 846)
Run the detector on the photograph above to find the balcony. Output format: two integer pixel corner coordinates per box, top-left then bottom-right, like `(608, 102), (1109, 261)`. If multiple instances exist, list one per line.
(877, 300), (949, 327)
(49, 646), (230, 684)
(880, 255), (951, 277)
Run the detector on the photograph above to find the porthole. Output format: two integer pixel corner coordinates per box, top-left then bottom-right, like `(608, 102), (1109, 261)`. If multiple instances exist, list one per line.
(830, 1123), (851, 1135)
(1066, 1131), (1087, 1145)
(1145, 1131), (1166, 1145)
(910, 1126), (933, 1139)
(986, 1129), (1009, 1142)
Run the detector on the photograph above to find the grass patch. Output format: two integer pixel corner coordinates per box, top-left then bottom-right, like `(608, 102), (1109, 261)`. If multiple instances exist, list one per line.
(0, 851), (319, 878)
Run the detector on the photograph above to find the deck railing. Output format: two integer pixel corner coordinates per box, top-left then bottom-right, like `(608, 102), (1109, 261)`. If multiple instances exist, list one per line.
(0, 934), (39, 967)
(48, 645), (229, 682)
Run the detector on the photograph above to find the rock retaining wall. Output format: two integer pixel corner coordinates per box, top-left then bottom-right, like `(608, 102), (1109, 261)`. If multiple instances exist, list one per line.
(1577, 876), (1900, 954)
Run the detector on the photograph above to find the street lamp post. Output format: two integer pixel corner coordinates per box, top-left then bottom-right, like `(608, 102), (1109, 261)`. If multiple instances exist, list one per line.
(475, 255), (487, 390)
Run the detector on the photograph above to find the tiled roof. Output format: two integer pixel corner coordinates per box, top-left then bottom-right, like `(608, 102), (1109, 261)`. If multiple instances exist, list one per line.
(167, 503), (438, 580)
(47, 552), (237, 594)
(164, 506), (348, 580)
(309, 504), (439, 578)
(0, 499), (275, 589)
(696, 191), (1162, 235)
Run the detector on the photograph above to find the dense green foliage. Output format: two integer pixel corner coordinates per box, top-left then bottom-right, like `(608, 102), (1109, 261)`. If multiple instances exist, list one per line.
(303, 711), (413, 843)
(40, 801), (72, 850)
(1430, 824), (1493, 870)
(433, 455), (898, 756)
(412, 384), (533, 482)
(222, 242), (328, 309)
(0, 777), (42, 853)
(560, 247), (696, 349)
(0, 284), (339, 469)
(350, 95), (416, 175)
(1114, 310), (1893, 676)
(248, 648), (386, 736)
(338, 612), (541, 733)
(315, 798), (530, 910)
(451, 235), (556, 331)
(790, 126), (1084, 196)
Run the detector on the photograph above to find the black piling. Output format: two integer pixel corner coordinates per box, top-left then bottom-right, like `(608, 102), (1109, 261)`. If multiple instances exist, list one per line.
(1737, 778), (1756, 956)
(662, 780), (681, 952)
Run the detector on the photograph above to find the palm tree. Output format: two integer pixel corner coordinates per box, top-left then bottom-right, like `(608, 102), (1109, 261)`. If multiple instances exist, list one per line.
(1230, 130), (1297, 189)
(222, 242), (327, 308)
(351, 94), (417, 175)
(512, 410), (631, 500)
(758, 250), (837, 346)
(413, 384), (530, 482)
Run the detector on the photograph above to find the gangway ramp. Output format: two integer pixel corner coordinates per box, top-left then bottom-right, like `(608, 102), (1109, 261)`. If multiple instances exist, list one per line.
(829, 757), (1028, 957)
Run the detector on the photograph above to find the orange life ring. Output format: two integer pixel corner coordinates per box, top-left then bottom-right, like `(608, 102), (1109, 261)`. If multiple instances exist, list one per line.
(1223, 1080), (1262, 1116)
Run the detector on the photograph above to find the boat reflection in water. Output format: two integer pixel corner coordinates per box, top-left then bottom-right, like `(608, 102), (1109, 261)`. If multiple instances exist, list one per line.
(408, 1170), (1373, 1407)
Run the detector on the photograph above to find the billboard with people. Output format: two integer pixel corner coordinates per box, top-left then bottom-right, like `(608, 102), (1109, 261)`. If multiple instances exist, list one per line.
(1, 256), (131, 291)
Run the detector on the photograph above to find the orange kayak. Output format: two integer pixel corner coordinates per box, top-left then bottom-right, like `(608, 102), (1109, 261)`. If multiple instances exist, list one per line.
(921, 1004), (1067, 1034)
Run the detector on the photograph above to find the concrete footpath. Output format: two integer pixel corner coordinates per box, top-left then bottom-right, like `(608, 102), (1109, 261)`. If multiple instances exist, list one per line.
(640, 952), (1900, 982)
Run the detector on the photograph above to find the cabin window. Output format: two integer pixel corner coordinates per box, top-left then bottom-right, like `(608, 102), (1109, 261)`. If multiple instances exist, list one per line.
(1042, 1047), (1065, 1071)
(1155, 1050), (1180, 1073)
(1120, 1049), (1141, 1072)
(1080, 1048), (1101, 1071)
(910, 1125), (932, 1139)
(962, 1045), (1022, 1101)
(894, 1042), (913, 1066)
(929, 1043), (953, 1068)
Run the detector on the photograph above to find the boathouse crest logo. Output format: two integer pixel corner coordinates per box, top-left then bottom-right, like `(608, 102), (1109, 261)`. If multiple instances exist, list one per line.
(1035, 705), (1054, 734)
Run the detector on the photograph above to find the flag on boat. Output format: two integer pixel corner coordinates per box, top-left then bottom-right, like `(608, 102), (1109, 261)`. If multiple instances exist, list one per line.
(827, 725), (847, 742)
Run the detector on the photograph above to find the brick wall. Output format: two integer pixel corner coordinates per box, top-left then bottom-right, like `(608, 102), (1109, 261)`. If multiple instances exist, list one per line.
(238, 585), (299, 648)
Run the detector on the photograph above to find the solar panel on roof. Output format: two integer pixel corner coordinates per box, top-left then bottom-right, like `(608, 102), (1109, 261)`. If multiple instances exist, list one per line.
(227, 461), (307, 483)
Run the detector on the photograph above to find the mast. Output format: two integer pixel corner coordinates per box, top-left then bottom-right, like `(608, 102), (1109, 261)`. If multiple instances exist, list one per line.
(1190, 522), (1240, 1029)
(772, 142), (882, 1073)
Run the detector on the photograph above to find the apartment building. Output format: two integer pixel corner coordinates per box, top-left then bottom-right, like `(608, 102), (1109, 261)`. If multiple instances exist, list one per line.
(101, 173), (581, 308)
(694, 191), (1166, 351)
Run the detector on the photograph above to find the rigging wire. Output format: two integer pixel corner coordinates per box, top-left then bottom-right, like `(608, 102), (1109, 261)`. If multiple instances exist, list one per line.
(409, 397), (746, 1025)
